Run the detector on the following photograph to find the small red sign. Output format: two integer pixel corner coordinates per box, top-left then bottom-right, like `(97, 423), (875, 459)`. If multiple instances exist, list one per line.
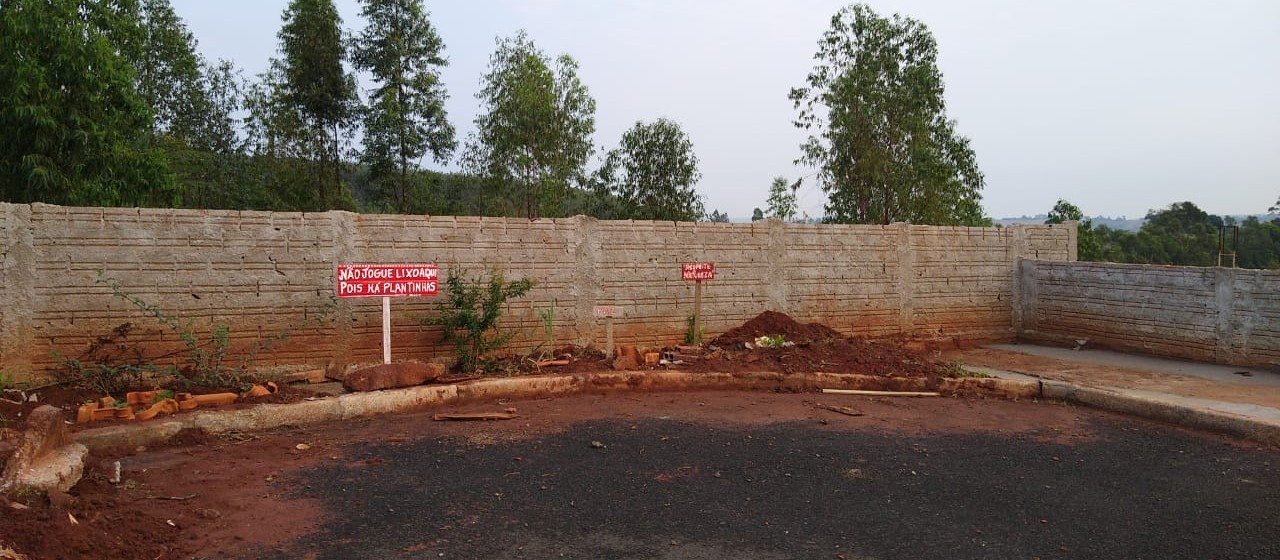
(593, 305), (619, 318)
(681, 262), (715, 281)
(336, 264), (439, 298)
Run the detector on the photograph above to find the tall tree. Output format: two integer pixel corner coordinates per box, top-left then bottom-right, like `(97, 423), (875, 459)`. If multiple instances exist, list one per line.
(135, 0), (204, 140)
(0, 0), (174, 206)
(352, 0), (456, 213)
(765, 176), (798, 221)
(790, 3), (987, 226)
(595, 119), (705, 222)
(465, 31), (596, 219)
(276, 0), (357, 208)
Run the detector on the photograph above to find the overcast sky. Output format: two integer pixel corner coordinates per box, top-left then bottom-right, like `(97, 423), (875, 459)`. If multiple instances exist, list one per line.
(169, 0), (1279, 220)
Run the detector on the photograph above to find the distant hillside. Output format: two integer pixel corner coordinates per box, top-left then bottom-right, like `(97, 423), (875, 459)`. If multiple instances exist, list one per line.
(997, 214), (1273, 232)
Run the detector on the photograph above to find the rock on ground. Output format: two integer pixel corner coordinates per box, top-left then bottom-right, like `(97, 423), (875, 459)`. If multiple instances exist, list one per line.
(0, 405), (87, 495)
(343, 362), (446, 392)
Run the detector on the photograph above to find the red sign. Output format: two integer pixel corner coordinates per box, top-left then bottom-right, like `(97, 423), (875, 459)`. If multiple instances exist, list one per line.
(336, 264), (439, 298)
(593, 305), (619, 318)
(681, 262), (715, 281)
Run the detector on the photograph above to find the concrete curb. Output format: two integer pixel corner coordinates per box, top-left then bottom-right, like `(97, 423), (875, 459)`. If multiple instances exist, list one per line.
(72, 372), (1036, 451)
(1040, 380), (1280, 446)
(74, 371), (1280, 451)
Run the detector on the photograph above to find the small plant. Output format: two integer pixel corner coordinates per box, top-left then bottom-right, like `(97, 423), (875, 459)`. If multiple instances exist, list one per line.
(684, 315), (704, 345)
(755, 334), (787, 348)
(0, 371), (13, 392)
(939, 359), (991, 378)
(536, 299), (556, 359)
(425, 267), (534, 373)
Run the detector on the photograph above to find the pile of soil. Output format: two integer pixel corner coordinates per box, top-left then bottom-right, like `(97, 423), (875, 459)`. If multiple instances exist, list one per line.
(687, 336), (941, 377)
(710, 311), (845, 347)
(693, 311), (944, 377)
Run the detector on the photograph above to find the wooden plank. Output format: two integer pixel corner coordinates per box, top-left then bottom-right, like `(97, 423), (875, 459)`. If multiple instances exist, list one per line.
(820, 389), (940, 397)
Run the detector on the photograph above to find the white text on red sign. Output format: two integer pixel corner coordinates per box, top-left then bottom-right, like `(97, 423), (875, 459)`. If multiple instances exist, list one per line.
(336, 264), (439, 298)
(681, 262), (715, 281)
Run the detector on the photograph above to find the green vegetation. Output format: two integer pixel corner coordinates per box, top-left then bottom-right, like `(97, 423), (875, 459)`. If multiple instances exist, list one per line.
(55, 271), (337, 395)
(0, 371), (14, 392)
(754, 334), (787, 348)
(684, 315), (704, 345)
(1049, 199), (1280, 269)
(789, 3), (989, 226)
(464, 31), (596, 220)
(425, 268), (534, 373)
(765, 177), (799, 222)
(593, 118), (705, 222)
(939, 359), (990, 378)
(1, 0), (1276, 271)
(536, 300), (556, 360)
(352, 0), (455, 213)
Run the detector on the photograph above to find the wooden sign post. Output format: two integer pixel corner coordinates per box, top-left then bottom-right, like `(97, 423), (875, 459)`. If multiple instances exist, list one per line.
(336, 264), (439, 364)
(681, 262), (715, 345)
(593, 305), (620, 357)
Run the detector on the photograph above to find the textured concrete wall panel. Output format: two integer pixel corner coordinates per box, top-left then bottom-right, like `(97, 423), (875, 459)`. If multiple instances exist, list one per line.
(0, 203), (1073, 382)
(1020, 261), (1278, 368)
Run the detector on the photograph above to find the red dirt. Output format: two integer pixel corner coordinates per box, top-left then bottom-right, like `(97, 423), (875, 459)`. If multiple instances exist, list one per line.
(1, 390), (1116, 559)
(0, 311), (956, 558)
(710, 310), (845, 346)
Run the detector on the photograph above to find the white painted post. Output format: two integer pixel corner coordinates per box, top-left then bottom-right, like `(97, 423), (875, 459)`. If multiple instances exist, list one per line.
(382, 296), (392, 364)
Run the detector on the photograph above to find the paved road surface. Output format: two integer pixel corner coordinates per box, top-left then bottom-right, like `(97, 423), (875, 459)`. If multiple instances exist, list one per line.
(258, 397), (1280, 560)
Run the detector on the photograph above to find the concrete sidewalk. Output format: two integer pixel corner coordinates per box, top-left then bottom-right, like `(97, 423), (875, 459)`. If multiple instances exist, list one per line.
(960, 343), (1280, 442)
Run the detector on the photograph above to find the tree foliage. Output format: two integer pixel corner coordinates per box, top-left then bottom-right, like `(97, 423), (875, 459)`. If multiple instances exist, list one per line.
(1044, 199), (1102, 261)
(136, 0), (204, 140)
(352, 0), (456, 213)
(275, 0), (357, 208)
(466, 31), (596, 219)
(0, 0), (175, 207)
(594, 119), (705, 222)
(766, 176), (798, 221)
(790, 3), (987, 226)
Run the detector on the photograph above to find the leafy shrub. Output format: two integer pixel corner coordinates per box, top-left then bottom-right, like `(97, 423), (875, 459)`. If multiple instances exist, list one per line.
(426, 267), (534, 373)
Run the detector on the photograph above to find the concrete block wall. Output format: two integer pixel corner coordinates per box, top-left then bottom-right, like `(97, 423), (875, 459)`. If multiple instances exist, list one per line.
(1017, 260), (1280, 368)
(0, 202), (1072, 383)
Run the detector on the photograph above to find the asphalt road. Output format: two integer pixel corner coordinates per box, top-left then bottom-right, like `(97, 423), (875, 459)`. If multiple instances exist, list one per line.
(263, 410), (1280, 559)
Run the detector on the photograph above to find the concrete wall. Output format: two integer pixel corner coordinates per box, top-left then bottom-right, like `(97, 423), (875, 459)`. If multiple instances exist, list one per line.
(1017, 260), (1280, 368)
(0, 203), (1073, 382)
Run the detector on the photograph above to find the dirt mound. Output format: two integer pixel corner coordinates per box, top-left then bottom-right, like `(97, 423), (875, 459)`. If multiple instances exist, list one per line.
(711, 311), (844, 347)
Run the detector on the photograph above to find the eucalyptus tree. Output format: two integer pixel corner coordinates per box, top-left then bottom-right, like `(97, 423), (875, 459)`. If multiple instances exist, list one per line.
(275, 0), (358, 208)
(353, 0), (456, 213)
(765, 176), (798, 222)
(790, 3), (987, 225)
(466, 31), (595, 219)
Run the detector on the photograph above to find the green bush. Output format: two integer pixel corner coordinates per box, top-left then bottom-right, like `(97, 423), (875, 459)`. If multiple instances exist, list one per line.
(426, 267), (534, 373)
